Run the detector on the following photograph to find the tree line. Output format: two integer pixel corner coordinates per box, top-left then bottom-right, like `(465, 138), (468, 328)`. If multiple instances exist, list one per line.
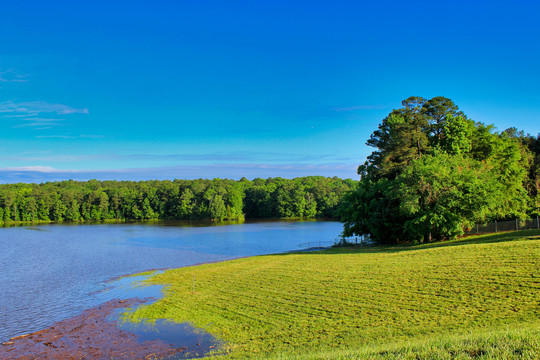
(0, 176), (355, 224)
(340, 96), (540, 244)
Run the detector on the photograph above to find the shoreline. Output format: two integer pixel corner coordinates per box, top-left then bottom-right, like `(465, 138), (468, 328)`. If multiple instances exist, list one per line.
(3, 231), (538, 358)
(0, 216), (338, 229)
(103, 243), (327, 285)
(0, 298), (216, 360)
(0, 222), (342, 358)
(0, 298), (196, 360)
(0, 253), (291, 359)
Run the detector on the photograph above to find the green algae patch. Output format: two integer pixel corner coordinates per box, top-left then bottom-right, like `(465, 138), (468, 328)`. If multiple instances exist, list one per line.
(125, 230), (540, 358)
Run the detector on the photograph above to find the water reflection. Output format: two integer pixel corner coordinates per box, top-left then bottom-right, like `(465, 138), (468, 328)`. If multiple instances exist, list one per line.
(105, 273), (221, 358)
(117, 320), (221, 359)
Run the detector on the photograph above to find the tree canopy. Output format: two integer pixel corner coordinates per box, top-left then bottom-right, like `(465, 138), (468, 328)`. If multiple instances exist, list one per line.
(0, 176), (355, 224)
(341, 96), (539, 244)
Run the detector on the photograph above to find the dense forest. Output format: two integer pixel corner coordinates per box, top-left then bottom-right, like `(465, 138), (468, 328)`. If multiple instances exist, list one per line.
(341, 96), (540, 244)
(0, 176), (355, 224)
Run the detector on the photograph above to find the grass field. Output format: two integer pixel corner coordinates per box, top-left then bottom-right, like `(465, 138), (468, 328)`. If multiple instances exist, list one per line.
(125, 230), (540, 359)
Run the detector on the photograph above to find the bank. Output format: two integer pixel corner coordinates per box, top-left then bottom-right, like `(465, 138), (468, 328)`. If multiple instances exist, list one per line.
(123, 229), (540, 358)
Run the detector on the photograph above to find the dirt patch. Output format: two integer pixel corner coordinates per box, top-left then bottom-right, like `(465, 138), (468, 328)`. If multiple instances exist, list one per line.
(0, 299), (201, 360)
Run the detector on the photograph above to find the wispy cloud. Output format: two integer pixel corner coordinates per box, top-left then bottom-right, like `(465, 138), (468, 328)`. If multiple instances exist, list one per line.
(0, 163), (359, 183)
(35, 134), (104, 139)
(0, 101), (89, 116)
(2, 166), (57, 173)
(13, 118), (65, 128)
(1, 100), (89, 131)
(24, 118), (65, 122)
(3, 151), (361, 164)
(0, 70), (28, 83)
(111, 151), (330, 163)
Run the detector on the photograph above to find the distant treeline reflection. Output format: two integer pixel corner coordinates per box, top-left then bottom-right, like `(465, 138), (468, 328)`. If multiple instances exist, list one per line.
(0, 177), (356, 224)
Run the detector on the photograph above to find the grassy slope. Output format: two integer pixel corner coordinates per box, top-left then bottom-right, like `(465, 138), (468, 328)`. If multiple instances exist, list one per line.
(126, 230), (540, 359)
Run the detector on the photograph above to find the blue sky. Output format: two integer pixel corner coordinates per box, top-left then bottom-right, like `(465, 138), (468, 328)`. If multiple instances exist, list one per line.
(1, 0), (539, 183)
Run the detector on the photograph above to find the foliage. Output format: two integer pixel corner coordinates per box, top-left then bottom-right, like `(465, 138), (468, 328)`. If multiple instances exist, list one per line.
(343, 96), (535, 244)
(340, 178), (407, 244)
(0, 176), (355, 224)
(125, 230), (540, 358)
(395, 152), (500, 241)
(519, 133), (540, 214)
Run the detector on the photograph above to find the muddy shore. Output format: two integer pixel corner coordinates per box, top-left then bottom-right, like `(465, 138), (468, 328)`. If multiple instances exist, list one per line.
(0, 298), (210, 360)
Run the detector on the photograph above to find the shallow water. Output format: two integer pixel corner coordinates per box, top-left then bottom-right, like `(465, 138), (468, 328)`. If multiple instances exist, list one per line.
(117, 318), (220, 359)
(108, 273), (220, 358)
(0, 220), (343, 342)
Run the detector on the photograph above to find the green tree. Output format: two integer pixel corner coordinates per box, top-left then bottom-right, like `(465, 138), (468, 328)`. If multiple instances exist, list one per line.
(141, 197), (156, 219)
(342, 96), (531, 244)
(341, 177), (407, 244)
(176, 188), (195, 219)
(396, 152), (498, 242)
(363, 97), (429, 180)
(439, 115), (474, 155)
(0, 176), (354, 224)
(423, 96), (464, 143)
(65, 199), (81, 221)
(52, 196), (67, 222)
(520, 134), (540, 213)
(208, 194), (227, 220)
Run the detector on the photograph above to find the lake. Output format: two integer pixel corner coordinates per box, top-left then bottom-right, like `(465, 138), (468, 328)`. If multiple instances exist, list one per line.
(0, 220), (343, 342)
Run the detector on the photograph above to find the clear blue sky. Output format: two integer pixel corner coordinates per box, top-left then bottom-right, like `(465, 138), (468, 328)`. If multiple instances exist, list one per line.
(1, 0), (539, 183)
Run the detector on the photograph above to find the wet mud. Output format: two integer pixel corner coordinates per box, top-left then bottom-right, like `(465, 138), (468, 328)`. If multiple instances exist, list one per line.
(0, 299), (213, 360)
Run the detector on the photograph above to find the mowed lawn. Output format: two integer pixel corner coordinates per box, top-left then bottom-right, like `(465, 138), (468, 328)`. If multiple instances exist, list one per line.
(126, 230), (540, 358)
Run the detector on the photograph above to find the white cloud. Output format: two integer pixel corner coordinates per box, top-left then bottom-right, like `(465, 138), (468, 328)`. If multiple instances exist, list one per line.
(25, 118), (65, 122)
(0, 163), (359, 183)
(13, 118), (65, 128)
(34, 134), (104, 139)
(0, 101), (89, 116)
(34, 135), (75, 139)
(0, 69), (28, 83)
(3, 166), (58, 173)
(3, 151), (363, 165)
(1, 101), (89, 130)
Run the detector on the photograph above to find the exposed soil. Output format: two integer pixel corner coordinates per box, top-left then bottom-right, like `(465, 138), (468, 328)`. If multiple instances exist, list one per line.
(0, 299), (201, 360)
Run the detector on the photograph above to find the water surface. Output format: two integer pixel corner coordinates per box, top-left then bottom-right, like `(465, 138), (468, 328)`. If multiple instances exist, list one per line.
(0, 220), (343, 342)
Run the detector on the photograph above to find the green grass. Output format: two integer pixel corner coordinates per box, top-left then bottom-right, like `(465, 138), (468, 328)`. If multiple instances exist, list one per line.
(266, 324), (540, 359)
(125, 230), (540, 358)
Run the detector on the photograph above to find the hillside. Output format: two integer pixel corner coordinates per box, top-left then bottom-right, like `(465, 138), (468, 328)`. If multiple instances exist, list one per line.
(125, 230), (540, 358)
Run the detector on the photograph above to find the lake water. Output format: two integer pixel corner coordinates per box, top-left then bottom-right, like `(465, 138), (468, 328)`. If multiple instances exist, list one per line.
(0, 220), (343, 342)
